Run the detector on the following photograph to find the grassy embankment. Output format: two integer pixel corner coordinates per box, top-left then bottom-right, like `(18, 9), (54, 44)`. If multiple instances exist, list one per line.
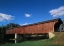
(1, 32), (64, 46)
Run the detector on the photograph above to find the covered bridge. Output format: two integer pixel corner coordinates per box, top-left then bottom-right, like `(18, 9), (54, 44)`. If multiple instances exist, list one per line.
(5, 18), (63, 43)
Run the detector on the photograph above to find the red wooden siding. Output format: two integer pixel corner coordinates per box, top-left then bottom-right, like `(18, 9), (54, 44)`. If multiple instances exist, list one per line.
(6, 18), (62, 34)
(6, 21), (56, 34)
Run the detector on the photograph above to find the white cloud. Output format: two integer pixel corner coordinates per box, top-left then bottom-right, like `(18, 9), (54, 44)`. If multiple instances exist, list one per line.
(25, 13), (31, 17)
(20, 23), (30, 26)
(0, 13), (14, 22)
(49, 6), (64, 17)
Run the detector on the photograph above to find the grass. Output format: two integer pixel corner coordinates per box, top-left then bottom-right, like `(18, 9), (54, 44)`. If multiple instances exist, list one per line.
(1, 32), (64, 46)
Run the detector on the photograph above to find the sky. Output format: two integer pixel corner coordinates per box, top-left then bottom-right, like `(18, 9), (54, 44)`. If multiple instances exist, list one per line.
(0, 0), (64, 26)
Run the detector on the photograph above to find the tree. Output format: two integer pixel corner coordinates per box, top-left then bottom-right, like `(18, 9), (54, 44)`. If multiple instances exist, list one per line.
(6, 23), (20, 29)
(0, 26), (6, 44)
(62, 20), (64, 24)
(0, 23), (20, 44)
(59, 21), (64, 32)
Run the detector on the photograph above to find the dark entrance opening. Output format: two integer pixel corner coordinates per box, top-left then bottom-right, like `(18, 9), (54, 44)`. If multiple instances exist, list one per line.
(54, 19), (63, 32)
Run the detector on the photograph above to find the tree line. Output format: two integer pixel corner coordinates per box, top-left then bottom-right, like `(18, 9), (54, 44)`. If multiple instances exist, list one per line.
(0, 23), (20, 44)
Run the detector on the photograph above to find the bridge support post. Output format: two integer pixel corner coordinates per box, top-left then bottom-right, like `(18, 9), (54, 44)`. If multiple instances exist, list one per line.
(15, 33), (17, 44)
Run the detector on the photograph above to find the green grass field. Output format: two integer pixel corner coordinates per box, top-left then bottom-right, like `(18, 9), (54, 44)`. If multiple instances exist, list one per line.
(1, 32), (64, 46)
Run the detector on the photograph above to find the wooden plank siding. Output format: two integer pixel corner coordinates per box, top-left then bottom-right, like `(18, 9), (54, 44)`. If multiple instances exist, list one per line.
(23, 21), (56, 34)
(6, 18), (62, 34)
(6, 21), (57, 34)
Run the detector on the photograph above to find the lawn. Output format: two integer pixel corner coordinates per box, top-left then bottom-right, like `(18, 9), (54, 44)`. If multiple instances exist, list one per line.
(1, 32), (64, 46)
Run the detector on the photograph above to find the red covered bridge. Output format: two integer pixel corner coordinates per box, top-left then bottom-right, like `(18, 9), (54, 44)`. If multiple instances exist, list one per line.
(5, 18), (63, 43)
